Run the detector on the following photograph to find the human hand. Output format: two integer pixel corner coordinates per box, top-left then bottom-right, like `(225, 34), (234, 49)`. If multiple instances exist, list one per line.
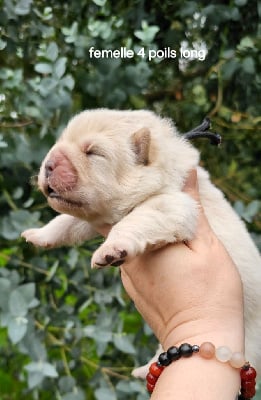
(119, 170), (244, 352)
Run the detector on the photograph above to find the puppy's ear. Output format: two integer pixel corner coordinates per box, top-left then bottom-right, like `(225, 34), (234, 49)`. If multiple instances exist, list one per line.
(131, 128), (151, 165)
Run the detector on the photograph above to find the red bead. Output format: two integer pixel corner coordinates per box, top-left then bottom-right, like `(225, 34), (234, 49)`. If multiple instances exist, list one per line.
(241, 380), (256, 390)
(240, 366), (257, 381)
(146, 372), (158, 385)
(149, 362), (164, 377)
(241, 386), (256, 398)
(146, 381), (155, 393)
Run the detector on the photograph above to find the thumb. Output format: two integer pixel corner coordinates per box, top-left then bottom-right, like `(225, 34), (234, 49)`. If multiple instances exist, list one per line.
(183, 169), (216, 251)
(183, 169), (200, 202)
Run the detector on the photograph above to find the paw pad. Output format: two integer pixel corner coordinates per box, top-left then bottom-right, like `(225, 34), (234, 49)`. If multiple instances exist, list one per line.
(93, 249), (128, 268)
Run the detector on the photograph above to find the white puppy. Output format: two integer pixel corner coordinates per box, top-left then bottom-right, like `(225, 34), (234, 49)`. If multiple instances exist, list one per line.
(21, 109), (261, 376)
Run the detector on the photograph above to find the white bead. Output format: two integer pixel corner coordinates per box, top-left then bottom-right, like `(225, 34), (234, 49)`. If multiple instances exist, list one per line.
(229, 352), (246, 368)
(215, 346), (232, 362)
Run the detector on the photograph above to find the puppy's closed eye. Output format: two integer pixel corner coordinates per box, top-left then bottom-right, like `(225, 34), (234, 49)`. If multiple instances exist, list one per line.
(84, 143), (105, 158)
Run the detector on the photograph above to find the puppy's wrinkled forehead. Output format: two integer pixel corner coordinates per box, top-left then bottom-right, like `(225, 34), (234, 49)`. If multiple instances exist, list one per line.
(60, 109), (139, 143)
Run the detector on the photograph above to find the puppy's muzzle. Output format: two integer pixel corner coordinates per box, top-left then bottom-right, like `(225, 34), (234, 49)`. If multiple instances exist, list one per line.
(41, 149), (78, 196)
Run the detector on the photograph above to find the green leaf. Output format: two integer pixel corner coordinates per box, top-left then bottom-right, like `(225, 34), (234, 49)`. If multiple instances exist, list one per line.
(92, 0), (107, 5)
(8, 316), (28, 344)
(9, 289), (28, 317)
(38, 77), (58, 97)
(14, 0), (32, 15)
(8, 271), (20, 288)
(235, 0), (247, 6)
(116, 380), (145, 394)
(54, 57), (67, 79)
(61, 22), (78, 43)
(0, 133), (8, 148)
(25, 361), (58, 377)
(23, 335), (47, 360)
(229, 7), (241, 21)
(61, 74), (75, 90)
(94, 387), (117, 400)
(234, 200), (260, 223)
(16, 283), (36, 306)
(59, 376), (76, 393)
(67, 248), (79, 269)
(222, 59), (239, 80)
(113, 334), (136, 355)
(85, 328), (112, 343)
(34, 6), (53, 21)
(27, 371), (44, 389)
(242, 57), (255, 74)
(0, 39), (7, 50)
(34, 62), (53, 74)
(46, 42), (59, 62)
(42, 362), (59, 377)
(234, 200), (245, 216)
(62, 391), (85, 400)
(180, 1), (198, 17)
(0, 210), (41, 240)
(245, 201), (260, 217)
(24, 362), (58, 389)
(238, 36), (255, 49)
(0, 278), (11, 311)
(46, 260), (59, 282)
(134, 21), (160, 45)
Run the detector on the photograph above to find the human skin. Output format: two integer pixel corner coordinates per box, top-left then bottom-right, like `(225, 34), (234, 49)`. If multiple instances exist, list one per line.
(118, 170), (244, 399)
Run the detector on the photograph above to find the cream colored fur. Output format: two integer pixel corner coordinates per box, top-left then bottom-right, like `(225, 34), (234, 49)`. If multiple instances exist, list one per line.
(21, 109), (261, 377)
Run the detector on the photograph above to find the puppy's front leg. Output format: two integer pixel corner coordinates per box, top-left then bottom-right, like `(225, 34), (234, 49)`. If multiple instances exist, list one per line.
(92, 192), (198, 268)
(22, 214), (98, 248)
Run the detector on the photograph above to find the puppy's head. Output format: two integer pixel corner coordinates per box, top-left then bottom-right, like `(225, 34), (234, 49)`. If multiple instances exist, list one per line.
(37, 109), (170, 224)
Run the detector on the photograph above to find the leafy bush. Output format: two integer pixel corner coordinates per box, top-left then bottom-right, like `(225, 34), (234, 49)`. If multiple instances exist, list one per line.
(0, 0), (260, 399)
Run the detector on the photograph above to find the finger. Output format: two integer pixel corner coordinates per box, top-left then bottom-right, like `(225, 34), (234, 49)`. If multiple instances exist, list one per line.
(183, 169), (200, 202)
(183, 169), (217, 251)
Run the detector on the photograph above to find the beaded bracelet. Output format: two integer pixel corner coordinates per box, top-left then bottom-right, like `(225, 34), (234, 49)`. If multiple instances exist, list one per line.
(146, 342), (257, 399)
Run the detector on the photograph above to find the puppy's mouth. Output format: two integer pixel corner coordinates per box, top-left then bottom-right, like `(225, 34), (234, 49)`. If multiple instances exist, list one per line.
(46, 185), (82, 207)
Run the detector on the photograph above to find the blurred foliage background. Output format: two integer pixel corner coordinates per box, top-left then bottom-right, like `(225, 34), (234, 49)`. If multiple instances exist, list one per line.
(0, 0), (260, 399)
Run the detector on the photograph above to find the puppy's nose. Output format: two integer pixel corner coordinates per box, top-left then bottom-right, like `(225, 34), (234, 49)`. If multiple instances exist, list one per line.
(45, 160), (55, 178)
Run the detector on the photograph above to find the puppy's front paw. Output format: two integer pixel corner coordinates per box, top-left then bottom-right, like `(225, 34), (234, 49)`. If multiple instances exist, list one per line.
(21, 228), (54, 248)
(91, 238), (137, 269)
(91, 245), (127, 269)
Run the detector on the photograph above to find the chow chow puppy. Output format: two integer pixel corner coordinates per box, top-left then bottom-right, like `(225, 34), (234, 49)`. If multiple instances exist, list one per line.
(21, 109), (261, 377)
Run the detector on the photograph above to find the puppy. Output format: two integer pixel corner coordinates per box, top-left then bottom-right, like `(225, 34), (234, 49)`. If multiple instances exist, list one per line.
(22, 109), (261, 377)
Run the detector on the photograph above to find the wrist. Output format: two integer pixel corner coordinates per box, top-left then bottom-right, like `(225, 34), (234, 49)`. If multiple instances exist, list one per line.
(151, 352), (241, 400)
(148, 342), (256, 400)
(160, 310), (244, 352)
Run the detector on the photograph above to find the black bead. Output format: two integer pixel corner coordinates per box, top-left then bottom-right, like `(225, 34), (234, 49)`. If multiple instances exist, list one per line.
(192, 345), (200, 353)
(167, 346), (180, 361)
(179, 343), (193, 358)
(158, 352), (171, 366)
